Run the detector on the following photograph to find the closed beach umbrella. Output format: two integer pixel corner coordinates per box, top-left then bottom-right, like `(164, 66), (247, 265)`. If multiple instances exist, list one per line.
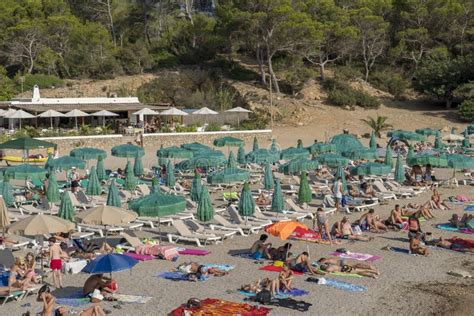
(385, 146), (393, 168)
(133, 154), (144, 177)
(70, 147), (107, 160)
(5, 164), (46, 181)
(462, 131), (470, 148)
(369, 132), (377, 151)
(434, 137), (444, 151)
(1, 174), (14, 207)
(82, 253), (138, 275)
(394, 153), (405, 183)
(335, 165), (347, 192)
(213, 136), (244, 148)
(151, 177), (159, 193)
(350, 162), (392, 176)
(166, 160), (175, 187)
(106, 180), (121, 207)
(227, 151), (237, 169)
(271, 180), (284, 213)
(37, 109), (65, 129)
(253, 137), (259, 151)
(196, 186), (214, 222)
(46, 172), (60, 205)
(314, 153), (349, 168)
(76, 205), (137, 225)
(270, 139), (280, 153)
(406, 145), (414, 161)
(47, 156), (86, 171)
(0, 197), (11, 232)
(124, 161), (138, 191)
(190, 172), (202, 202)
(111, 144), (144, 159)
(415, 128), (440, 137)
(86, 166), (101, 196)
(264, 162), (274, 190)
(238, 182), (255, 217)
(96, 156), (107, 181)
(8, 214), (75, 236)
(58, 191), (75, 221)
(298, 172), (312, 204)
(237, 146), (246, 164)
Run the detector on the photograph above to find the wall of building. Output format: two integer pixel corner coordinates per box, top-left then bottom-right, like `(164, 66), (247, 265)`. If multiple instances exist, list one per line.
(182, 112), (248, 126)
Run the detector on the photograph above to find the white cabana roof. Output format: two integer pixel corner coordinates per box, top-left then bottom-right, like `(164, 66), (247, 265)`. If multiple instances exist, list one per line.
(7, 109), (34, 119)
(192, 107), (218, 115)
(91, 110), (119, 117)
(160, 107), (188, 116)
(133, 107), (160, 116)
(37, 109), (65, 118)
(225, 106), (251, 113)
(65, 109), (90, 117)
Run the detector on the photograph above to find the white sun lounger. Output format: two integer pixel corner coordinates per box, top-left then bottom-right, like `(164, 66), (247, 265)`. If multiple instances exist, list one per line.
(137, 184), (151, 196)
(372, 181), (398, 200)
(135, 216), (173, 229)
(210, 214), (262, 236)
(77, 222), (143, 237)
(227, 205), (272, 227)
(167, 220), (221, 247)
(184, 219), (237, 239)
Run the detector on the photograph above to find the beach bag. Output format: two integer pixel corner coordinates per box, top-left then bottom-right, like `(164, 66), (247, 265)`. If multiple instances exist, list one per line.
(273, 260), (284, 267)
(105, 280), (118, 292)
(256, 289), (271, 304)
(186, 298), (202, 309)
(456, 195), (468, 202)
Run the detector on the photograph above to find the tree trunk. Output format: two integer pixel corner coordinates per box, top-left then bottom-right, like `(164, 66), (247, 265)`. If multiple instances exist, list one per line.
(267, 53), (279, 93)
(256, 46), (266, 85)
(320, 63), (325, 81)
(446, 98), (452, 109)
(364, 62), (369, 82)
(106, 0), (116, 46)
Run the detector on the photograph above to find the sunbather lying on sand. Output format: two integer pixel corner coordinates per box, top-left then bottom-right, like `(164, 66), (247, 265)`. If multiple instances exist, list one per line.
(449, 214), (473, 228)
(316, 258), (380, 278)
(332, 217), (373, 241)
(409, 232), (429, 256)
(286, 252), (323, 275)
(241, 277), (280, 297)
(425, 237), (474, 253)
(176, 262), (228, 281)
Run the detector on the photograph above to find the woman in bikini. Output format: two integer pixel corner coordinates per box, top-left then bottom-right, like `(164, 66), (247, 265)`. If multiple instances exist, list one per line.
(333, 217), (373, 241)
(23, 252), (37, 285)
(278, 264), (293, 293)
(317, 258), (380, 278)
(241, 277), (280, 297)
(430, 189), (451, 210)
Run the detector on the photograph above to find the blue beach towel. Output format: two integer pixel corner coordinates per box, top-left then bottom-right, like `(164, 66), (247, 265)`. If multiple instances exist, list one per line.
(464, 205), (474, 211)
(55, 291), (91, 307)
(239, 288), (309, 298)
(157, 272), (208, 281)
(387, 247), (410, 254)
(306, 277), (367, 292)
(436, 224), (460, 232)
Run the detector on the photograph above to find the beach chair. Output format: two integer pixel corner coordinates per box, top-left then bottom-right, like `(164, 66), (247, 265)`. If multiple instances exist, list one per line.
(20, 204), (54, 215)
(348, 198), (379, 212)
(210, 214), (262, 236)
(137, 184), (150, 196)
(251, 206), (291, 222)
(77, 222), (143, 237)
(119, 189), (134, 201)
(77, 190), (106, 206)
(384, 181), (422, 197)
(67, 191), (93, 210)
(183, 219), (237, 239)
(0, 290), (26, 305)
(167, 220), (221, 247)
(285, 199), (315, 219)
(372, 181), (398, 200)
(227, 205), (272, 227)
(256, 206), (307, 222)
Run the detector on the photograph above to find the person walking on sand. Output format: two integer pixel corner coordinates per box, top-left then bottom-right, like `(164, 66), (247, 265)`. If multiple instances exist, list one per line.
(332, 177), (343, 212)
(48, 237), (67, 288)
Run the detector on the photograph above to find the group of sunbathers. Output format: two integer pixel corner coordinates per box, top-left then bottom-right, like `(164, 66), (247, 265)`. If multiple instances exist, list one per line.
(175, 262), (229, 281)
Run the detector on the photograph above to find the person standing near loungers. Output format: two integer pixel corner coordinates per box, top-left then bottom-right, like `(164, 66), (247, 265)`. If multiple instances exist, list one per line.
(332, 177), (343, 212)
(49, 237), (67, 288)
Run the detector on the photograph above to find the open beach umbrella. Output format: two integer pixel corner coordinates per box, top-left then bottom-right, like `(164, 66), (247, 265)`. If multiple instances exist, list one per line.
(46, 172), (60, 205)
(245, 149), (280, 164)
(369, 133), (377, 151)
(350, 162), (392, 176)
(37, 109), (65, 129)
(196, 186), (214, 222)
(76, 205), (137, 225)
(343, 149), (377, 160)
(415, 128), (440, 137)
(160, 107), (188, 116)
(166, 160), (175, 187)
(65, 109), (89, 130)
(335, 165), (347, 192)
(0, 136), (56, 151)
(176, 155), (225, 171)
(298, 172), (312, 204)
(181, 142), (211, 153)
(280, 147), (310, 161)
(47, 156), (86, 171)
(111, 144), (144, 159)
(190, 172), (202, 202)
(193, 107), (218, 115)
(133, 154), (144, 177)
(394, 153), (405, 184)
(7, 110), (35, 130)
(385, 145), (394, 168)
(237, 146), (246, 164)
(330, 134), (364, 153)
(58, 191), (75, 222)
(264, 162), (274, 190)
(70, 147), (107, 161)
(407, 153), (448, 167)
(5, 164), (47, 181)
(106, 180), (121, 207)
(8, 214), (75, 236)
(213, 136), (244, 148)
(406, 145), (414, 161)
(86, 166), (102, 196)
(238, 182), (255, 217)
(82, 253), (138, 275)
(447, 154), (474, 169)
(206, 168), (249, 185)
(270, 139), (280, 153)
(279, 158), (319, 175)
(0, 197), (10, 234)
(124, 161), (138, 191)
(225, 107), (251, 127)
(1, 174), (14, 207)
(91, 110), (118, 127)
(266, 221), (309, 241)
(133, 108), (159, 125)
(253, 137), (259, 151)
(128, 191), (186, 217)
(434, 137), (444, 151)
(96, 156), (107, 181)
(314, 153), (349, 168)
(271, 180), (284, 213)
(306, 143), (337, 155)
(157, 146), (193, 159)
(387, 130), (426, 142)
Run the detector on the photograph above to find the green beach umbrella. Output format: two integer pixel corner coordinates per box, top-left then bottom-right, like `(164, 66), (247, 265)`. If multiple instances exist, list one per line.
(227, 151), (237, 169)
(128, 191), (186, 217)
(151, 177), (159, 193)
(350, 162), (391, 176)
(123, 161), (138, 191)
(133, 155), (144, 177)
(237, 146), (246, 164)
(213, 136), (244, 147)
(157, 146), (193, 159)
(190, 172), (202, 202)
(196, 186), (214, 222)
(279, 158), (318, 175)
(245, 149), (280, 164)
(330, 134), (364, 153)
(385, 146), (394, 168)
(264, 162), (274, 190)
(434, 137), (444, 151)
(343, 149), (378, 160)
(447, 154), (474, 169)
(5, 164), (47, 181)
(280, 147), (310, 160)
(46, 156), (86, 171)
(96, 156), (107, 181)
(70, 147), (107, 160)
(369, 132), (377, 151)
(45, 153), (53, 169)
(307, 143), (337, 155)
(238, 182), (255, 217)
(176, 156), (225, 171)
(407, 153), (448, 167)
(86, 166), (101, 196)
(111, 144), (144, 158)
(1, 174), (14, 207)
(462, 130), (470, 148)
(58, 192), (75, 222)
(46, 172), (60, 204)
(335, 165), (347, 192)
(270, 139), (279, 153)
(297, 139), (304, 149)
(406, 145), (414, 161)
(253, 137), (259, 151)
(415, 128), (440, 137)
(394, 153), (405, 183)
(106, 180), (121, 207)
(0, 136), (56, 151)
(298, 172), (312, 204)
(387, 130), (426, 142)
(166, 160), (175, 187)
(271, 180), (284, 213)
(314, 153), (349, 168)
(181, 142), (211, 153)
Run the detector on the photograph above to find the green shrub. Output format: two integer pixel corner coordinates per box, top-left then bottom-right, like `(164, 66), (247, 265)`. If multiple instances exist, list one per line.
(459, 99), (474, 121)
(334, 65), (363, 81)
(323, 78), (379, 108)
(17, 74), (63, 91)
(354, 91), (379, 108)
(176, 124), (198, 133)
(327, 89), (356, 106)
(211, 59), (258, 81)
(239, 120), (266, 130)
(370, 71), (409, 99)
(206, 123), (221, 131)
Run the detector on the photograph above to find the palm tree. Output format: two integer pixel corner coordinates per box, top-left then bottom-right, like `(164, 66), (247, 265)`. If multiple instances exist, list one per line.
(361, 115), (392, 137)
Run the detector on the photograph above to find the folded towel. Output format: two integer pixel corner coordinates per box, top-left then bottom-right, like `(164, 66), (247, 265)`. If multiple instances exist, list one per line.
(203, 264), (235, 272)
(110, 294), (152, 304)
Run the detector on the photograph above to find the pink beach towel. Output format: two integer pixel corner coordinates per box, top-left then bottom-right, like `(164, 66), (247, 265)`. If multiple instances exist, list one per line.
(135, 245), (179, 260)
(124, 252), (154, 261)
(330, 251), (381, 262)
(177, 248), (211, 256)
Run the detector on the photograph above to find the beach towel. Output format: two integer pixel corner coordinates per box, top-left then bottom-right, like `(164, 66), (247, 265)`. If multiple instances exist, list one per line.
(203, 264), (235, 272)
(464, 205), (474, 211)
(447, 237), (474, 249)
(306, 277), (367, 292)
(312, 267), (362, 278)
(123, 252), (154, 261)
(55, 291), (91, 307)
(171, 298), (272, 316)
(330, 251), (381, 262)
(157, 272), (209, 281)
(110, 294), (152, 304)
(135, 244), (179, 260)
(177, 248), (211, 256)
(258, 265), (304, 275)
(385, 247), (410, 254)
(239, 288), (309, 298)
(436, 224), (474, 234)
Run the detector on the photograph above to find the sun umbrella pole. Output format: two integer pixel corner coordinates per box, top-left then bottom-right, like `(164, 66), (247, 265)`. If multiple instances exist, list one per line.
(50, 117), (53, 130)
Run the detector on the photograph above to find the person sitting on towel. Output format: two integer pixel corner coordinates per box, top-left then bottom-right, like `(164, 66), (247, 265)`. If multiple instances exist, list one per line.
(250, 234), (272, 260)
(359, 209), (387, 233)
(332, 217), (373, 241)
(83, 274), (117, 296)
(286, 252), (322, 275)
